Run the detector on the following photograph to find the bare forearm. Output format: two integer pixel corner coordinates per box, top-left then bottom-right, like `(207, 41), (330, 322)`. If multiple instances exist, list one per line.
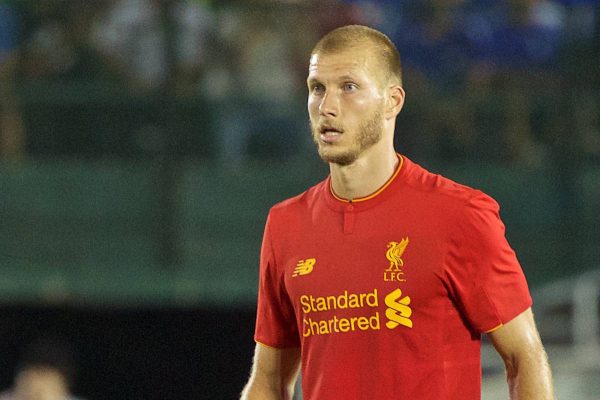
(506, 348), (554, 400)
(240, 380), (293, 400)
(241, 344), (300, 400)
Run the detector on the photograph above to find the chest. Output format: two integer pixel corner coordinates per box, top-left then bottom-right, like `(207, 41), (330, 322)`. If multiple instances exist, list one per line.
(278, 207), (451, 313)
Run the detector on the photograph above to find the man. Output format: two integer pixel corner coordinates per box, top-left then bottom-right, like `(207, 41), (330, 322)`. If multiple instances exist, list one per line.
(241, 25), (554, 399)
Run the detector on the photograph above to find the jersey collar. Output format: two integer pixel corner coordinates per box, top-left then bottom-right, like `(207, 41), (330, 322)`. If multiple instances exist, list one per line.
(323, 154), (406, 212)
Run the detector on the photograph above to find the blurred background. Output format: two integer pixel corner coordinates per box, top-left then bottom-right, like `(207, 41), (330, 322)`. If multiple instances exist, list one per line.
(0, 0), (598, 398)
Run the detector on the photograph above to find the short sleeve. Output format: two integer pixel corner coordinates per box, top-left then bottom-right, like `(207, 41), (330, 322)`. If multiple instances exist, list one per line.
(444, 192), (532, 333)
(254, 213), (300, 348)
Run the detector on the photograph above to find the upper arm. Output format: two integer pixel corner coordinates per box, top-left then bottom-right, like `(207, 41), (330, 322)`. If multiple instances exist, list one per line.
(242, 343), (301, 400)
(445, 193), (532, 333)
(487, 307), (546, 370)
(255, 216), (300, 348)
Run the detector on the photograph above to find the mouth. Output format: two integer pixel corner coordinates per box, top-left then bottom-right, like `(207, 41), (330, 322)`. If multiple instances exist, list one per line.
(319, 125), (343, 143)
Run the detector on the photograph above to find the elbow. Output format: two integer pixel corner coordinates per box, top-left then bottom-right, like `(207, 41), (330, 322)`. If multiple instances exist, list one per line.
(502, 350), (519, 382)
(503, 341), (546, 375)
(503, 344), (555, 399)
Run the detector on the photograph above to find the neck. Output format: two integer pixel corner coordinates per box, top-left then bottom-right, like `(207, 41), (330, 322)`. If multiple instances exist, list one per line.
(329, 145), (399, 201)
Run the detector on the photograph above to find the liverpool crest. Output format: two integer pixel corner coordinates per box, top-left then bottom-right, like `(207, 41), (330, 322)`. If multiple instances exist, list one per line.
(384, 238), (409, 282)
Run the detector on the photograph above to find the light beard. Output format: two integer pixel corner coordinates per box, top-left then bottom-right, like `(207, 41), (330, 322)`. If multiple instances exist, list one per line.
(311, 109), (384, 166)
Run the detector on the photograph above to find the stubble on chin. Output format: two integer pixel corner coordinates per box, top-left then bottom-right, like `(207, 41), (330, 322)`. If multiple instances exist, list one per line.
(310, 110), (383, 166)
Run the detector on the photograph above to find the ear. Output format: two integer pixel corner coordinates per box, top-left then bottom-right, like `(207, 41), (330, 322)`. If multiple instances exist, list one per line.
(384, 85), (405, 120)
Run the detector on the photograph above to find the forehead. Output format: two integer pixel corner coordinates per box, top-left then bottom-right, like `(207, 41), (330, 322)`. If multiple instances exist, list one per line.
(308, 47), (381, 82)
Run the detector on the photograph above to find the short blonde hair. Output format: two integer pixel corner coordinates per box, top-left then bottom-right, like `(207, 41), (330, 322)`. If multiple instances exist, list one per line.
(311, 25), (403, 86)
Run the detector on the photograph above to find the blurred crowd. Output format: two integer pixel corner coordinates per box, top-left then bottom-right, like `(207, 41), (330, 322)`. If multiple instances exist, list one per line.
(0, 0), (598, 166)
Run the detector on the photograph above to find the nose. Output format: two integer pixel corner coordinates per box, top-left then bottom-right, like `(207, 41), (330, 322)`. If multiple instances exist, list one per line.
(318, 92), (339, 117)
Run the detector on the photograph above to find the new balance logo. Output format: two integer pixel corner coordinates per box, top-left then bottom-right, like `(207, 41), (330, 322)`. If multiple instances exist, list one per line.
(293, 258), (316, 277)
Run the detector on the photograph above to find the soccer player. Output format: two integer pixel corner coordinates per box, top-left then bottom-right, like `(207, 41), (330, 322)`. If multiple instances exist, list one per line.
(241, 25), (554, 400)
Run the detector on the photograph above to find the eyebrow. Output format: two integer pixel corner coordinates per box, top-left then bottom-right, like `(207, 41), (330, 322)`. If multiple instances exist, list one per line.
(307, 74), (359, 85)
(339, 75), (358, 81)
(306, 77), (321, 88)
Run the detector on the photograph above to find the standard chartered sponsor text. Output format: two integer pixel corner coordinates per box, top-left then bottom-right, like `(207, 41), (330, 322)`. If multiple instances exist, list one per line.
(301, 289), (381, 337)
(300, 289), (379, 313)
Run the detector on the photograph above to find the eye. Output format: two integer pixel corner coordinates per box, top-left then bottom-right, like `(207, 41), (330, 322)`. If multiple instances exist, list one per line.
(343, 82), (358, 92)
(312, 83), (325, 95)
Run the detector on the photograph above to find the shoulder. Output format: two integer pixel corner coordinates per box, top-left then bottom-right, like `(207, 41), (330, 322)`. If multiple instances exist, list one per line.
(402, 157), (499, 212)
(268, 179), (326, 220)
(262, 179), (326, 246)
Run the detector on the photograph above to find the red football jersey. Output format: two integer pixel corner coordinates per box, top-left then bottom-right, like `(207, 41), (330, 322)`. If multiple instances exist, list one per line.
(255, 155), (532, 399)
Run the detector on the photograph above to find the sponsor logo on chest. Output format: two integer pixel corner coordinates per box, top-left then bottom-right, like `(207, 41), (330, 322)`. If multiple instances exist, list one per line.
(294, 238), (414, 337)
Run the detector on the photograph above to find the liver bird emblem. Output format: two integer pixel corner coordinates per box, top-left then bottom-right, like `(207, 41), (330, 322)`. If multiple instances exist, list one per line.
(386, 238), (409, 271)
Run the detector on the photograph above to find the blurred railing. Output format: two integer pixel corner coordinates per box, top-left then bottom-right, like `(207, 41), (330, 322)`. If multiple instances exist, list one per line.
(1, 154), (598, 306)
